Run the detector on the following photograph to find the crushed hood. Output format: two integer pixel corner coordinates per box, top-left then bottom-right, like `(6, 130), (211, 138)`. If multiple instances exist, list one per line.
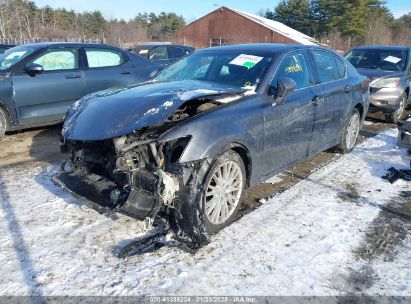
(62, 80), (248, 140)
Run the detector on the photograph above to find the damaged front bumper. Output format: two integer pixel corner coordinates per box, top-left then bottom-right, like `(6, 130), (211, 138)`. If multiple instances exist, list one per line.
(53, 166), (163, 220)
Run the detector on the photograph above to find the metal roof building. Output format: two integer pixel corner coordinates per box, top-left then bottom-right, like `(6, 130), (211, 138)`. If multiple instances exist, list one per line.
(176, 7), (319, 48)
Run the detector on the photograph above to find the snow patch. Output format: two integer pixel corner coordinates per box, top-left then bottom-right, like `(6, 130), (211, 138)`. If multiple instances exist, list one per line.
(144, 108), (160, 115)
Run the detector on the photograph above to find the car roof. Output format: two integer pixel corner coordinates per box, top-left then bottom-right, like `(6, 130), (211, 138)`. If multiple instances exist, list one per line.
(15, 42), (123, 50)
(133, 44), (194, 49)
(353, 45), (411, 51)
(198, 43), (326, 54)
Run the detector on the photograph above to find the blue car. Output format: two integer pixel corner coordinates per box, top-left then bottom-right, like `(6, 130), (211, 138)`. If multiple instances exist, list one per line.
(55, 44), (370, 244)
(0, 42), (161, 137)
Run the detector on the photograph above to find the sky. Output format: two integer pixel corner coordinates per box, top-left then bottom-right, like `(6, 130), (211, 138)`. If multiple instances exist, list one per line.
(33, 0), (411, 21)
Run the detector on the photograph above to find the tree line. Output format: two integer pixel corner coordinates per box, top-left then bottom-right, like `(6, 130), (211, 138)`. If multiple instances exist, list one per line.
(0, 0), (185, 46)
(0, 0), (410, 50)
(263, 0), (411, 50)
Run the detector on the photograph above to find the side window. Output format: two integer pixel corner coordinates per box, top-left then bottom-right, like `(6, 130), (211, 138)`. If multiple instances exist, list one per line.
(32, 49), (78, 71)
(273, 50), (314, 90)
(168, 47), (185, 59)
(311, 50), (341, 83)
(85, 48), (124, 68)
(149, 47), (168, 61)
(334, 55), (346, 78)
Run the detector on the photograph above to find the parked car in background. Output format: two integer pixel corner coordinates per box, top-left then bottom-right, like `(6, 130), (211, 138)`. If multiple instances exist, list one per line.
(129, 43), (195, 66)
(0, 44), (15, 54)
(0, 42), (161, 137)
(55, 44), (369, 245)
(345, 45), (411, 123)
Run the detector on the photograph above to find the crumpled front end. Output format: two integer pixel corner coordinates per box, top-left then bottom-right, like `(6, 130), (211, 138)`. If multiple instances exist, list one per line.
(54, 128), (191, 221)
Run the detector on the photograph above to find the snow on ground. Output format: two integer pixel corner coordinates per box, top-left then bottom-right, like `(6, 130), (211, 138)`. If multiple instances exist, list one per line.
(0, 128), (410, 296)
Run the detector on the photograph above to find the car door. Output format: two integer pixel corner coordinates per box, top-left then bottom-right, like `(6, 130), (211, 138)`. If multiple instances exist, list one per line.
(309, 50), (350, 150)
(262, 50), (321, 175)
(82, 47), (144, 95)
(12, 47), (85, 127)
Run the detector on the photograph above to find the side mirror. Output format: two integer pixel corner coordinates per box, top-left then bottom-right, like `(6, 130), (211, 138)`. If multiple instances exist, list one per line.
(271, 77), (297, 104)
(25, 63), (44, 76)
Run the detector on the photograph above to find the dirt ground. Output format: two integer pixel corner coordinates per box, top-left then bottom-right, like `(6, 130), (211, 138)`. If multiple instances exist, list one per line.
(0, 112), (410, 296)
(0, 113), (402, 206)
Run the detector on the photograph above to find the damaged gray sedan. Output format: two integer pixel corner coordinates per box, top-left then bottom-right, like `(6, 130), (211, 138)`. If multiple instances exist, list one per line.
(55, 44), (370, 245)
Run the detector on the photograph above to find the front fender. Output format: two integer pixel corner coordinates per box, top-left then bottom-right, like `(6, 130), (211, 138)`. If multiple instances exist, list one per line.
(158, 99), (264, 164)
(159, 117), (249, 163)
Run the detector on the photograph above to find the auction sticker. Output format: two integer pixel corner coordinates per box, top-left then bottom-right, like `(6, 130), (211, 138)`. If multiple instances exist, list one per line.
(384, 55), (401, 64)
(230, 54), (263, 68)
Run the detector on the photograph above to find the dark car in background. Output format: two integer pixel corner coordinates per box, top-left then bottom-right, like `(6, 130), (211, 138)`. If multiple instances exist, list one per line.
(345, 45), (411, 123)
(0, 44), (15, 54)
(129, 43), (195, 66)
(55, 44), (369, 244)
(0, 42), (161, 137)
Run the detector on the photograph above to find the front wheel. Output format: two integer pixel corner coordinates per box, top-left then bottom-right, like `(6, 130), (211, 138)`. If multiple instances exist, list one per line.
(0, 108), (8, 138)
(202, 150), (246, 234)
(336, 108), (361, 154)
(172, 149), (246, 244)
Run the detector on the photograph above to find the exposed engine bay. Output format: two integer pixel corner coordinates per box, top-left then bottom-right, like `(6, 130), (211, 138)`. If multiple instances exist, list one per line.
(54, 98), (234, 247)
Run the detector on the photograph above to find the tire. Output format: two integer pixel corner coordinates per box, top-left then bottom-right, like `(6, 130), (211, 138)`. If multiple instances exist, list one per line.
(172, 149), (246, 244)
(336, 108), (361, 154)
(385, 92), (407, 124)
(0, 107), (8, 138)
(201, 149), (246, 234)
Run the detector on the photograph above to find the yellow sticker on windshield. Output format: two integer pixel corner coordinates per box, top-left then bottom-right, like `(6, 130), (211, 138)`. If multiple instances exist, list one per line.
(285, 65), (303, 73)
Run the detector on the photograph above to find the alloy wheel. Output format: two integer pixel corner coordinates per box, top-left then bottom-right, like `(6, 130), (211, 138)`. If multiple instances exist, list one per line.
(345, 112), (360, 150)
(205, 160), (243, 225)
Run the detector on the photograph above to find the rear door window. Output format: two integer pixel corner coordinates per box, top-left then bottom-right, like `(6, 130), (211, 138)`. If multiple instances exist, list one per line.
(273, 50), (315, 90)
(149, 47), (168, 60)
(85, 48), (124, 68)
(168, 47), (185, 59)
(334, 55), (346, 78)
(32, 48), (78, 71)
(311, 50), (342, 83)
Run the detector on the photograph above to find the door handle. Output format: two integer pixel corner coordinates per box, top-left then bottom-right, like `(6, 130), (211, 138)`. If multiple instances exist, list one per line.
(121, 71), (131, 75)
(312, 95), (323, 105)
(65, 74), (81, 79)
(344, 85), (351, 93)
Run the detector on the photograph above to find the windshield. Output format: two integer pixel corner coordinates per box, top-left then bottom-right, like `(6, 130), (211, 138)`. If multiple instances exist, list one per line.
(132, 46), (151, 58)
(154, 50), (274, 87)
(345, 49), (408, 71)
(0, 46), (36, 71)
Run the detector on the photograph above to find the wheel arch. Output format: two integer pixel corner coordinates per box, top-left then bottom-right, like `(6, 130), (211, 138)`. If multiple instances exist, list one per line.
(0, 99), (12, 130)
(354, 103), (364, 120)
(226, 143), (252, 188)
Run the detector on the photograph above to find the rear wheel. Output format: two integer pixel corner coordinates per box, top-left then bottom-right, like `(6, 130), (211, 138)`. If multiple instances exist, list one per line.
(336, 108), (360, 154)
(0, 108), (8, 138)
(385, 92), (407, 124)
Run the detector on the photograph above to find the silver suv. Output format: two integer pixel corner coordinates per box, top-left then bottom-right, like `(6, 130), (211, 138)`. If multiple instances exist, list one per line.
(345, 46), (411, 123)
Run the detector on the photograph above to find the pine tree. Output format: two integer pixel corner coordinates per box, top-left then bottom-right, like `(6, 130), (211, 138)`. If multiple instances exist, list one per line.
(265, 0), (314, 36)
